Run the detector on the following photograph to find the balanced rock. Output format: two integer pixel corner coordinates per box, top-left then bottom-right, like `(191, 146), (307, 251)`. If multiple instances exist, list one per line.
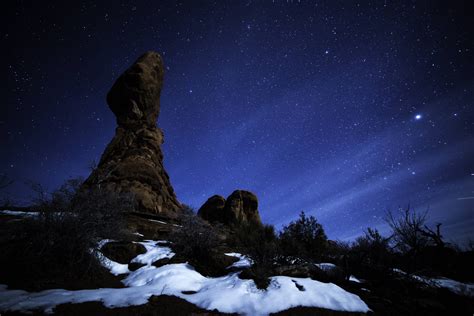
(198, 190), (261, 226)
(83, 51), (181, 218)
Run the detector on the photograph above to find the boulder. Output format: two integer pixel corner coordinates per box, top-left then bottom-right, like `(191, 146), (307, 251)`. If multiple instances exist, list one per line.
(224, 190), (261, 225)
(197, 195), (226, 223)
(197, 190), (262, 226)
(101, 241), (147, 264)
(128, 262), (146, 271)
(82, 51), (182, 218)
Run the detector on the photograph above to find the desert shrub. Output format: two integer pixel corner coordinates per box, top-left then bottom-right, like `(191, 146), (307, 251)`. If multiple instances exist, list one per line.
(279, 211), (328, 262)
(386, 207), (430, 256)
(353, 228), (392, 266)
(346, 228), (392, 280)
(169, 214), (219, 262)
(0, 178), (135, 290)
(385, 206), (455, 274)
(233, 222), (279, 267)
(232, 222), (279, 289)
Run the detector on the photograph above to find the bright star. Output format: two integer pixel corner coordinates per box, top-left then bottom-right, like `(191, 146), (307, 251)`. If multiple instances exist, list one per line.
(415, 114), (422, 120)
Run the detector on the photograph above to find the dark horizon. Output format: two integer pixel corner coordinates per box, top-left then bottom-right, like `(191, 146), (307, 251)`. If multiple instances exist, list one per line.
(1, 1), (473, 244)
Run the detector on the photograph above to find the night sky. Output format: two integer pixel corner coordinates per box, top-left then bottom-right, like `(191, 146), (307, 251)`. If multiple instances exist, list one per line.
(2, 1), (473, 243)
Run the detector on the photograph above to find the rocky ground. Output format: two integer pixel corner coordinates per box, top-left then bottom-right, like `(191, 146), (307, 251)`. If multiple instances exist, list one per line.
(1, 211), (473, 315)
(0, 211), (369, 315)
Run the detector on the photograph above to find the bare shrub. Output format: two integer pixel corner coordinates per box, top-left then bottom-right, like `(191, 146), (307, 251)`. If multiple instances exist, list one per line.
(170, 214), (219, 262)
(1, 178), (135, 290)
(386, 206), (429, 255)
(231, 222), (279, 289)
(346, 228), (393, 279)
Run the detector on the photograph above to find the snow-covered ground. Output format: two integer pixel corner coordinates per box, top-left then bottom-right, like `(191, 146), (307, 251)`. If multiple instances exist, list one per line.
(392, 268), (474, 298)
(0, 240), (371, 315)
(430, 277), (474, 297)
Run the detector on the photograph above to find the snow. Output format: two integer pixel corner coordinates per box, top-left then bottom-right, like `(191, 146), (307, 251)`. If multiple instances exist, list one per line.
(225, 252), (253, 268)
(148, 219), (168, 225)
(98, 252), (130, 275)
(392, 268), (474, 297)
(131, 240), (175, 265)
(349, 275), (362, 283)
(414, 275), (474, 298)
(96, 240), (174, 275)
(0, 210), (38, 217)
(315, 262), (337, 271)
(431, 278), (474, 297)
(0, 241), (370, 315)
(392, 268), (406, 275)
(97, 239), (113, 249)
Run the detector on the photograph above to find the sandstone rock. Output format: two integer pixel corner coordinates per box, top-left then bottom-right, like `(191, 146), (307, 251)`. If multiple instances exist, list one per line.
(197, 195), (226, 223)
(83, 51), (181, 218)
(101, 241), (147, 264)
(224, 190), (261, 225)
(128, 262), (146, 271)
(197, 190), (261, 226)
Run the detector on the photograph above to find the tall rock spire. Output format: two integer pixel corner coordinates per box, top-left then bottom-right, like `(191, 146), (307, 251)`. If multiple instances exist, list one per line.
(83, 51), (181, 218)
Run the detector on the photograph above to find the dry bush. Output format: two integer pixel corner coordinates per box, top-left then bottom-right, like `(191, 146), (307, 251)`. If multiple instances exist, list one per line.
(231, 222), (279, 289)
(279, 211), (328, 262)
(1, 178), (135, 290)
(169, 214), (219, 262)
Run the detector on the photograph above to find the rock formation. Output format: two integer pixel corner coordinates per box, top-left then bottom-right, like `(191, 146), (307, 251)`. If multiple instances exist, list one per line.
(198, 190), (261, 226)
(83, 51), (181, 218)
(197, 195), (227, 223)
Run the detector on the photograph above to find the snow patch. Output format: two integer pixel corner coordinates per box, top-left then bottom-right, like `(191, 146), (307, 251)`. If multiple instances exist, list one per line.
(349, 275), (362, 283)
(315, 262), (337, 271)
(431, 278), (474, 297)
(225, 252), (253, 268)
(98, 252), (130, 275)
(131, 240), (174, 265)
(0, 210), (38, 217)
(392, 268), (474, 297)
(147, 219), (168, 225)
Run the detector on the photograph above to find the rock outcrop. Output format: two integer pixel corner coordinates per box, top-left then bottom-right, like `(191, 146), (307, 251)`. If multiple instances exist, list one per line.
(83, 51), (181, 218)
(197, 195), (227, 223)
(198, 190), (261, 226)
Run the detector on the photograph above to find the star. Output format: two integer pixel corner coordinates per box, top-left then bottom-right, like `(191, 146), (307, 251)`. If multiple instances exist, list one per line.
(415, 114), (422, 120)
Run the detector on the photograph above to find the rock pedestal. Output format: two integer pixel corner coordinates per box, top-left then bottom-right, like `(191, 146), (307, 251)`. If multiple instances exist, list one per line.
(83, 51), (181, 218)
